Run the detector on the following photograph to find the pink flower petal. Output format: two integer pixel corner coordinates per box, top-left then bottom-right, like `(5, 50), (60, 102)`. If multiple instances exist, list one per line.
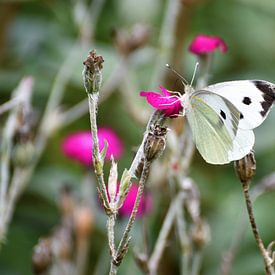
(140, 86), (182, 117)
(119, 184), (153, 218)
(62, 128), (124, 166)
(189, 34), (228, 55)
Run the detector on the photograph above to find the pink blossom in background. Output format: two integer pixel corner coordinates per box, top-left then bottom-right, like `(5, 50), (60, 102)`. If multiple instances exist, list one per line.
(119, 184), (152, 218)
(140, 85), (182, 117)
(189, 34), (228, 55)
(62, 128), (124, 166)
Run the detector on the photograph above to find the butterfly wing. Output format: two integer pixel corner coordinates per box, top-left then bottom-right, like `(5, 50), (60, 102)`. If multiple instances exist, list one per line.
(187, 93), (254, 164)
(203, 80), (275, 130)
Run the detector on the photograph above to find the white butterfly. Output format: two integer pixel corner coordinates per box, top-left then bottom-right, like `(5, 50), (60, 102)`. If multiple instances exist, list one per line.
(179, 79), (275, 164)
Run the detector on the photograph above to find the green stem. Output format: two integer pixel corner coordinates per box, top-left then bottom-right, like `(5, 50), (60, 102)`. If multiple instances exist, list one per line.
(88, 94), (110, 210)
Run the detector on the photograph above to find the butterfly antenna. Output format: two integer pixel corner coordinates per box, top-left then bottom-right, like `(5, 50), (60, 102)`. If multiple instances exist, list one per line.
(190, 62), (199, 86)
(165, 64), (188, 85)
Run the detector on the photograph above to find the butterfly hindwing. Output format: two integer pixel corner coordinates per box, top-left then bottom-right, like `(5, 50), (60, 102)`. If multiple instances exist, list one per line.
(230, 128), (255, 161)
(204, 80), (275, 130)
(187, 95), (235, 164)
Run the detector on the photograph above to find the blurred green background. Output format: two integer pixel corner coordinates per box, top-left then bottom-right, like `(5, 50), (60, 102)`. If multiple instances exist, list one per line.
(0, 0), (275, 274)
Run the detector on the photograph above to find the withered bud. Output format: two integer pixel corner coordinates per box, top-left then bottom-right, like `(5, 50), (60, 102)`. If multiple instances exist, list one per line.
(144, 124), (167, 161)
(83, 49), (104, 94)
(234, 152), (256, 183)
(32, 238), (52, 274)
(112, 24), (150, 56)
(191, 219), (211, 249)
(108, 157), (118, 206)
(116, 169), (132, 209)
(74, 206), (94, 239)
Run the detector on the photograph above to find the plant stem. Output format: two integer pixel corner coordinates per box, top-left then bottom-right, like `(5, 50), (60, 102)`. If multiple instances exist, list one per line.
(175, 192), (191, 275)
(148, 193), (181, 275)
(0, 98), (19, 116)
(112, 160), (151, 271)
(128, 110), (165, 179)
(107, 214), (116, 258)
(241, 180), (274, 275)
(87, 93), (110, 210)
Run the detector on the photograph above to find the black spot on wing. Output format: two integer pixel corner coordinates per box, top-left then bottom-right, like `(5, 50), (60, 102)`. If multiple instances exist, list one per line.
(242, 97), (251, 105)
(253, 80), (275, 117)
(240, 113), (244, 119)
(220, 110), (226, 120)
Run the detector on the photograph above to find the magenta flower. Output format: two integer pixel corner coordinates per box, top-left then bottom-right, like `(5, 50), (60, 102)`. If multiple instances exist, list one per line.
(189, 34), (228, 55)
(140, 85), (182, 117)
(62, 128), (124, 166)
(119, 184), (152, 218)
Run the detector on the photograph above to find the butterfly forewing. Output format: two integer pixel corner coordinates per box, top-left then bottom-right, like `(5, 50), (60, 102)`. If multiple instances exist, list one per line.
(205, 80), (275, 130)
(187, 95), (235, 164)
(193, 91), (240, 138)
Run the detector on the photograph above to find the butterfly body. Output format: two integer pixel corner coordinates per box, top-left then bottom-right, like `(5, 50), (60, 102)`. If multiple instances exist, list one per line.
(180, 80), (275, 164)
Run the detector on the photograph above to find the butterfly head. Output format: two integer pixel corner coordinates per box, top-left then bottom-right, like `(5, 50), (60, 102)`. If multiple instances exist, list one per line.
(165, 63), (199, 94)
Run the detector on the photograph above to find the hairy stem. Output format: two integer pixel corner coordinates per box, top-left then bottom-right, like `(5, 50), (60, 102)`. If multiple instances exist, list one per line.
(242, 180), (273, 275)
(112, 160), (151, 270)
(87, 93), (110, 210)
(148, 193), (182, 275)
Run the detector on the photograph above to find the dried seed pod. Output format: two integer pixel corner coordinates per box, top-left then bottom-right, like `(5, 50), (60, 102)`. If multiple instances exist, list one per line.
(83, 49), (104, 94)
(191, 218), (211, 249)
(234, 152), (256, 183)
(144, 124), (167, 161)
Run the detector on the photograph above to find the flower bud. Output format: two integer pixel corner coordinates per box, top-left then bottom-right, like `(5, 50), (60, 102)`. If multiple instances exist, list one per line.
(191, 219), (211, 249)
(117, 169), (131, 208)
(83, 49), (104, 94)
(32, 238), (52, 274)
(144, 124), (167, 161)
(108, 157), (118, 206)
(234, 152), (256, 183)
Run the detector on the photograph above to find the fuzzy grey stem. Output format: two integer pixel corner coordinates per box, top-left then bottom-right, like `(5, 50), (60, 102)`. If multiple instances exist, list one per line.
(87, 94), (110, 211)
(148, 194), (181, 275)
(175, 192), (191, 275)
(0, 98), (19, 116)
(242, 180), (274, 275)
(107, 215), (116, 258)
(109, 262), (118, 275)
(112, 159), (151, 271)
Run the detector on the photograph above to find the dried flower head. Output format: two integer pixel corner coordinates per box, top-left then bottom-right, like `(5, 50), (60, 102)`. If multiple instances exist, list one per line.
(189, 34), (228, 55)
(144, 124), (167, 161)
(83, 49), (104, 94)
(234, 152), (256, 183)
(140, 86), (182, 117)
(62, 128), (124, 167)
